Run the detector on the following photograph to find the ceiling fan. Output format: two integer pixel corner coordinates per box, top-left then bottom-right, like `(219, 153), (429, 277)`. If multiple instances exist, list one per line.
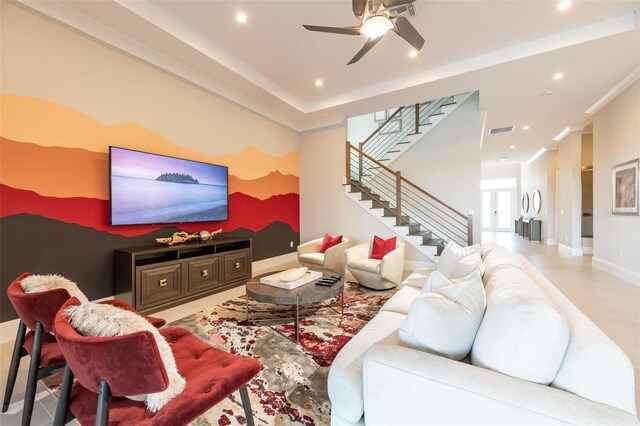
(303, 0), (424, 65)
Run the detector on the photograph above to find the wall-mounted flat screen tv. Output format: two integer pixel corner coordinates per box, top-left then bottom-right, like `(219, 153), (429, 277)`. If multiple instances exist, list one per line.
(110, 147), (228, 225)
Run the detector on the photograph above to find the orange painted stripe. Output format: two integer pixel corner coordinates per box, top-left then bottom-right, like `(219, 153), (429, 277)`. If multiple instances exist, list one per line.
(0, 94), (298, 180)
(1, 137), (109, 199)
(229, 171), (299, 200)
(1, 138), (299, 200)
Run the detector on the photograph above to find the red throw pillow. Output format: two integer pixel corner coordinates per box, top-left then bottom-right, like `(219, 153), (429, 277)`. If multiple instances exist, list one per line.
(369, 236), (397, 260)
(320, 234), (343, 253)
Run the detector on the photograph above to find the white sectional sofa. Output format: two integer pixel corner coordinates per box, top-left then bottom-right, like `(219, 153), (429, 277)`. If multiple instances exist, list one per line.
(328, 243), (639, 425)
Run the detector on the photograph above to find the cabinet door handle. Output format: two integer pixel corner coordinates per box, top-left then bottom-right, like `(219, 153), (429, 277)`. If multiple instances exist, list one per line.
(201, 269), (208, 277)
(159, 278), (167, 287)
(234, 262), (240, 269)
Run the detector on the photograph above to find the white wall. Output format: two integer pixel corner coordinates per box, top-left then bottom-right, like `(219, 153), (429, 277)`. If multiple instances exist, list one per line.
(347, 113), (379, 145)
(390, 92), (482, 243)
(521, 150), (559, 244)
(299, 125), (427, 262)
(592, 80), (640, 284)
(558, 131), (583, 253)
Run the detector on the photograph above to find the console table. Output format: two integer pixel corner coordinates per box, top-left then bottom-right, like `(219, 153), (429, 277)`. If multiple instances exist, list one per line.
(114, 238), (251, 314)
(521, 218), (542, 242)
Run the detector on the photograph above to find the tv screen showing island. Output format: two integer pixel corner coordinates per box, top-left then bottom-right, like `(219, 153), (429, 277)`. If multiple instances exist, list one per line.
(110, 147), (228, 225)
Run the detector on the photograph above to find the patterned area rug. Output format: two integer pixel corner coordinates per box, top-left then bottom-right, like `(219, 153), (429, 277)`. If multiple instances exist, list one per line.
(172, 282), (393, 425)
(43, 282), (393, 426)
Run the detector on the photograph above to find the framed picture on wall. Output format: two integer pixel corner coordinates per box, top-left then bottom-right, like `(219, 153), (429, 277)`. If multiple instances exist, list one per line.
(612, 158), (639, 215)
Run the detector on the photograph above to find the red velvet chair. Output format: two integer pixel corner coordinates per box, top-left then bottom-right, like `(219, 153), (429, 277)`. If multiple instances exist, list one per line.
(52, 297), (262, 426)
(2, 272), (166, 426)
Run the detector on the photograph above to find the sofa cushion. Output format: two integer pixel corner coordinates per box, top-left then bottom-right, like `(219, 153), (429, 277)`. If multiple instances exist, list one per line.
(471, 267), (569, 385)
(519, 259), (638, 416)
(481, 248), (526, 284)
(399, 270), (485, 360)
(298, 252), (325, 266)
(480, 242), (507, 260)
(328, 311), (406, 424)
(449, 253), (485, 279)
(380, 286), (421, 315)
(436, 242), (481, 278)
(347, 257), (381, 274)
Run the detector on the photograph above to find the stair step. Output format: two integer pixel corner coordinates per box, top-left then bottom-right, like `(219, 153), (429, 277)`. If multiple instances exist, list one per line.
(388, 150), (401, 153)
(380, 158), (390, 162)
(441, 102), (457, 107)
(406, 132), (422, 136)
(371, 200), (390, 208)
(421, 238), (443, 247)
(396, 141), (411, 145)
(429, 112), (445, 117)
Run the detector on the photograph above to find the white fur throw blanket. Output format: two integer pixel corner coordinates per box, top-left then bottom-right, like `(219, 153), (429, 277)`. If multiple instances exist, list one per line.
(21, 274), (89, 304)
(65, 303), (185, 412)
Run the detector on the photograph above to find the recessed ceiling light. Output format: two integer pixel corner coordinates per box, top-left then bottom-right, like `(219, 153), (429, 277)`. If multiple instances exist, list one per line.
(408, 50), (418, 58)
(553, 73), (564, 80)
(510, 145), (516, 149)
(544, 90), (554, 96)
(236, 12), (247, 23)
(558, 1), (572, 11)
(315, 79), (323, 87)
(501, 157), (507, 161)
(523, 125), (530, 130)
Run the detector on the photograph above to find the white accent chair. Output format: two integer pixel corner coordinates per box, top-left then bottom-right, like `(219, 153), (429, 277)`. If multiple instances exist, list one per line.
(345, 241), (405, 290)
(297, 237), (351, 277)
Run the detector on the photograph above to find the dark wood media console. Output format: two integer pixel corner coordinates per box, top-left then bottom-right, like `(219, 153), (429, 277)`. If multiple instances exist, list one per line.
(114, 238), (252, 314)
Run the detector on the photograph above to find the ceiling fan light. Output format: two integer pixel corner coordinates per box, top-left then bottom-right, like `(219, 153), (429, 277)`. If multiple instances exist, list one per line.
(361, 16), (393, 39)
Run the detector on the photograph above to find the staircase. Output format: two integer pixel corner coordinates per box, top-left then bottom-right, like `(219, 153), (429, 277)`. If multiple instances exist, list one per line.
(359, 92), (472, 168)
(344, 93), (473, 260)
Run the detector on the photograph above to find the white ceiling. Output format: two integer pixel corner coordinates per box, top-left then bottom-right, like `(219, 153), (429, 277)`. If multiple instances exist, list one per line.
(20, 0), (640, 165)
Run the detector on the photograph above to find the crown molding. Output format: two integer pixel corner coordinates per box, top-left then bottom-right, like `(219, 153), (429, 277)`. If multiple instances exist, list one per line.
(585, 65), (640, 115)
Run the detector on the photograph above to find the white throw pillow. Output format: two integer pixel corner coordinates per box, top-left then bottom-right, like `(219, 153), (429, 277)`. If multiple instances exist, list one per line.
(436, 242), (481, 278)
(65, 303), (185, 411)
(449, 253), (485, 279)
(480, 242), (507, 260)
(400, 270), (486, 360)
(471, 267), (570, 385)
(21, 274), (89, 304)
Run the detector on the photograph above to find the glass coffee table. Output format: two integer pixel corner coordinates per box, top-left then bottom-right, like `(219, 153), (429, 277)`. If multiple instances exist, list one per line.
(246, 271), (344, 342)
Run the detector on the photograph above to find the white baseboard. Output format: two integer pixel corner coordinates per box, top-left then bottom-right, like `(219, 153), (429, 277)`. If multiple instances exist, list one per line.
(592, 257), (640, 286)
(582, 246), (593, 255)
(558, 244), (583, 256)
(546, 239), (558, 245)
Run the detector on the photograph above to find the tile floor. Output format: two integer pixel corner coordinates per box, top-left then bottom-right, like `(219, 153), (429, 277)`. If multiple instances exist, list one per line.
(1, 233), (638, 425)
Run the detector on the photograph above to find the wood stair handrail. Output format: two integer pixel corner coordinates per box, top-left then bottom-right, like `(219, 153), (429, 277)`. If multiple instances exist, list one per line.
(361, 107), (404, 147)
(347, 143), (467, 220)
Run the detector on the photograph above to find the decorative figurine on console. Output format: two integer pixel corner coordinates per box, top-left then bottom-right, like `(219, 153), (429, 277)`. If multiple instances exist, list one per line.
(155, 231), (199, 246)
(199, 229), (222, 242)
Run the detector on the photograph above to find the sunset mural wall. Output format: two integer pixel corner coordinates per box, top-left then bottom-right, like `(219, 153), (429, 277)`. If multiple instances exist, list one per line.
(0, 95), (300, 321)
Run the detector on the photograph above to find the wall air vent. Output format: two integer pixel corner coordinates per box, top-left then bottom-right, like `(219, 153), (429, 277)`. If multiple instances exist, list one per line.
(489, 125), (515, 135)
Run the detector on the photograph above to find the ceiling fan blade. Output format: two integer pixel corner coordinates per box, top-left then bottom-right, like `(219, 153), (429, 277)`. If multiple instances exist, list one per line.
(303, 25), (361, 36)
(348, 36), (383, 65)
(352, 0), (367, 20)
(382, 0), (415, 8)
(393, 16), (425, 50)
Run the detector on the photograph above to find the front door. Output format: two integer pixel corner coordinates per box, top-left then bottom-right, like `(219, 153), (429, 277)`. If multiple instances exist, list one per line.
(482, 189), (514, 232)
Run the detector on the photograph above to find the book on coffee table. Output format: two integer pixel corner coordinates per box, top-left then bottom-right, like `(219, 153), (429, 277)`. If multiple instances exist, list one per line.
(260, 269), (323, 290)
